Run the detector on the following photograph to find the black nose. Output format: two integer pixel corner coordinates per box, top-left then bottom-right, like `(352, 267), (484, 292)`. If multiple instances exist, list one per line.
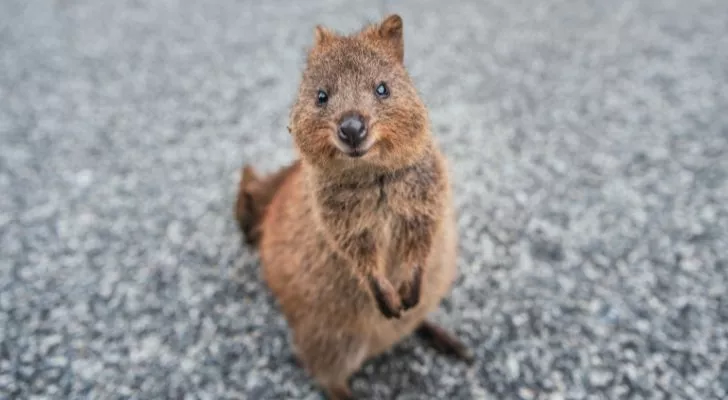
(337, 115), (367, 148)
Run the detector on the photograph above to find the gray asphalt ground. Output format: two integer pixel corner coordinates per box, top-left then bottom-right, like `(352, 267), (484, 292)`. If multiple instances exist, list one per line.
(2, 0), (728, 399)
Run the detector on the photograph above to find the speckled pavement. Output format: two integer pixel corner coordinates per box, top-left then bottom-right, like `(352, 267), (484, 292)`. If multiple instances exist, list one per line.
(2, 0), (728, 399)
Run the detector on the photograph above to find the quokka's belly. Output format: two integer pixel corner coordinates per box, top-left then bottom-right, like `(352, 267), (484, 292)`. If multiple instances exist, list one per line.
(364, 212), (459, 359)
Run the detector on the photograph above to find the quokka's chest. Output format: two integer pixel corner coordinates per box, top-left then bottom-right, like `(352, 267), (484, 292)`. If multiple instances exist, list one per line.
(314, 167), (441, 229)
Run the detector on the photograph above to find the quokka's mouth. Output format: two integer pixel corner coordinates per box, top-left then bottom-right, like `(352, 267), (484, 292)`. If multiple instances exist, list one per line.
(347, 149), (367, 158)
(333, 136), (374, 158)
(342, 141), (374, 158)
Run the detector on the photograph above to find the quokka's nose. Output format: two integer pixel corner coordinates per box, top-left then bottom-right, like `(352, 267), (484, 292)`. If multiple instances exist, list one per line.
(337, 114), (367, 148)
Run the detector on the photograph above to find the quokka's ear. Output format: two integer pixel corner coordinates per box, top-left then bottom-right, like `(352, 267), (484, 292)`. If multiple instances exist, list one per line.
(313, 24), (336, 48)
(363, 14), (404, 63)
(378, 14), (403, 42)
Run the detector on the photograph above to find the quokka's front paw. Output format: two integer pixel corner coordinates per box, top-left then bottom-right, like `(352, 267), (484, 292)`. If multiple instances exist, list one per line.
(399, 264), (423, 311)
(368, 275), (403, 319)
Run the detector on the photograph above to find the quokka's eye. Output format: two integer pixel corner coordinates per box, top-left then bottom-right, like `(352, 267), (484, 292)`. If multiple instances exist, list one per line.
(317, 90), (328, 106)
(375, 82), (389, 98)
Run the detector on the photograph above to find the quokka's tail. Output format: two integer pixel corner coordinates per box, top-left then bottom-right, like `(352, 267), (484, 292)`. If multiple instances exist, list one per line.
(234, 161), (298, 247)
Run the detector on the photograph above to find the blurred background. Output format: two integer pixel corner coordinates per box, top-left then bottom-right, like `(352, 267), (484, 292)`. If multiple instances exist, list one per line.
(1, 0), (727, 398)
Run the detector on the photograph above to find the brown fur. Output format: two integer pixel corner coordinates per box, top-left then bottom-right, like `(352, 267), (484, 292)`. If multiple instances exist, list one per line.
(234, 161), (300, 246)
(234, 15), (470, 399)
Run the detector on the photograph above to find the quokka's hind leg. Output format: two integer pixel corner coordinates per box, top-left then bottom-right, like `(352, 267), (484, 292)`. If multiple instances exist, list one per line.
(415, 320), (474, 364)
(324, 383), (354, 400)
(293, 332), (367, 400)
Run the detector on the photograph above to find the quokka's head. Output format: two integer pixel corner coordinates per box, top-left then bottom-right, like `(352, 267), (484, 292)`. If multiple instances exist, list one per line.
(288, 15), (430, 172)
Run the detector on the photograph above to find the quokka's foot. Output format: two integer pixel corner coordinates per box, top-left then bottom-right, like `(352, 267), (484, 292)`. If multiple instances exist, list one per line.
(368, 274), (403, 319)
(398, 264), (423, 311)
(324, 383), (354, 400)
(416, 320), (475, 364)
